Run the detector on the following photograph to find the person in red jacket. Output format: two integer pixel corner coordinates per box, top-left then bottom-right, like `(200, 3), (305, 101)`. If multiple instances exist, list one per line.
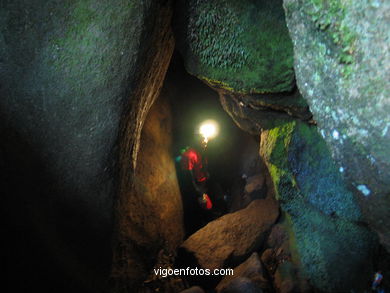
(180, 146), (212, 210)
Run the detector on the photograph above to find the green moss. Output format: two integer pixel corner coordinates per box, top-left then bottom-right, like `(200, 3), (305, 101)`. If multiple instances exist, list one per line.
(260, 120), (376, 290)
(263, 121), (295, 164)
(183, 0), (294, 93)
(261, 121), (296, 199)
(262, 120), (361, 219)
(198, 75), (237, 93)
(188, 1), (248, 70)
(288, 198), (375, 291)
(280, 213), (300, 265)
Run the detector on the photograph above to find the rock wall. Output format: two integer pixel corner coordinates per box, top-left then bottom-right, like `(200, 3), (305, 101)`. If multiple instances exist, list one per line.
(283, 0), (390, 251)
(111, 1), (179, 291)
(136, 94), (184, 251)
(215, 93), (378, 291)
(173, 0), (383, 291)
(2, 0), (388, 292)
(260, 120), (376, 291)
(111, 91), (184, 291)
(1, 1), (176, 292)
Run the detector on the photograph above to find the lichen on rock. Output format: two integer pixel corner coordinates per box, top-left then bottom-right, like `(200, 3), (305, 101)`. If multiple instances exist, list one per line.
(283, 0), (390, 252)
(175, 0), (295, 93)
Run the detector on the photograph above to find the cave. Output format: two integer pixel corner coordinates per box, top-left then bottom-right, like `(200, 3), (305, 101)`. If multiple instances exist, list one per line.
(168, 54), (269, 235)
(2, 1), (390, 293)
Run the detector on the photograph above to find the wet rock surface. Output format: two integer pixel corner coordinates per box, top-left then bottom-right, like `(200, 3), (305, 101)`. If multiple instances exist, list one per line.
(179, 198), (279, 270)
(283, 0), (390, 251)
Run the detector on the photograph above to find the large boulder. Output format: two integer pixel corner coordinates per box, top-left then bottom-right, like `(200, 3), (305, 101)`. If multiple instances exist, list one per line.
(179, 198), (279, 270)
(0, 1), (175, 292)
(283, 0), (390, 250)
(174, 0), (295, 93)
(260, 119), (377, 292)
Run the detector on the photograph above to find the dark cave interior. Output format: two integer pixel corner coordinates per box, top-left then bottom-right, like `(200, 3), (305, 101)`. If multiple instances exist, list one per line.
(167, 53), (263, 236)
(2, 1), (390, 293)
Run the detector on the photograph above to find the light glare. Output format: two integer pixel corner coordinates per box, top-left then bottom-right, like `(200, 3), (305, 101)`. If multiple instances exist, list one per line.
(199, 120), (219, 143)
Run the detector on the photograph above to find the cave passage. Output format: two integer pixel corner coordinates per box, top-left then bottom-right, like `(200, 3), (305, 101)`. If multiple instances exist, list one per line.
(3, 0), (389, 292)
(165, 53), (268, 237)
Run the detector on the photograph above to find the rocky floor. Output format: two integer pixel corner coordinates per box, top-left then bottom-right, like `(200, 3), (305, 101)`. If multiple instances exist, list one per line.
(139, 175), (301, 293)
(139, 170), (390, 293)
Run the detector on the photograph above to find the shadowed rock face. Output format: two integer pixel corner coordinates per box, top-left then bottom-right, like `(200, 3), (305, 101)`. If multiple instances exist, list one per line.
(283, 0), (390, 251)
(218, 89), (312, 135)
(112, 1), (179, 291)
(1, 1), (176, 292)
(112, 91), (184, 290)
(134, 94), (184, 251)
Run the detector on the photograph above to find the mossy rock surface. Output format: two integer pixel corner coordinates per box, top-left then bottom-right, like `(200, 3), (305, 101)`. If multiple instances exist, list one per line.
(283, 0), (390, 250)
(260, 120), (377, 292)
(174, 0), (295, 93)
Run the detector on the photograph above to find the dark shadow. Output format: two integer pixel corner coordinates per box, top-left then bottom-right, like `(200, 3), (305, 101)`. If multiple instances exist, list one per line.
(165, 52), (253, 237)
(1, 118), (114, 293)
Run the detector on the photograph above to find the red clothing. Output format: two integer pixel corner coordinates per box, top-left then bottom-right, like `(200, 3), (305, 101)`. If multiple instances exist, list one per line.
(181, 148), (208, 183)
(203, 193), (213, 210)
